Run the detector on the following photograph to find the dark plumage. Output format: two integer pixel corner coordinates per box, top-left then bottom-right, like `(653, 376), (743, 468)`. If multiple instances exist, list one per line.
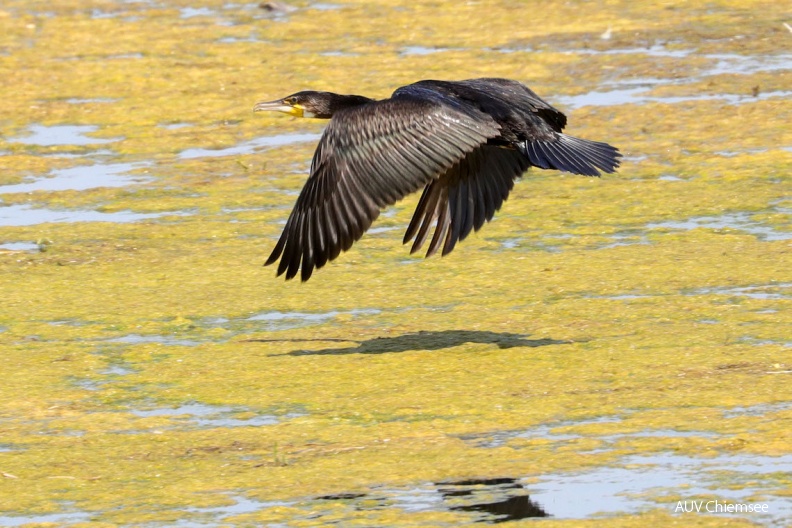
(253, 78), (621, 281)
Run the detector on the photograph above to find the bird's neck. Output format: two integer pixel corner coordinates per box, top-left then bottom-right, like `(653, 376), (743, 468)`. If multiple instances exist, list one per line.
(320, 94), (374, 118)
(336, 94), (375, 107)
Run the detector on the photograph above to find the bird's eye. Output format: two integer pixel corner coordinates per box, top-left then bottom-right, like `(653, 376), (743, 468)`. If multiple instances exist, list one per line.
(287, 97), (298, 105)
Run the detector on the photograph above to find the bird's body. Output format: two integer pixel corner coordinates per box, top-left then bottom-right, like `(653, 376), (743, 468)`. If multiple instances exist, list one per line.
(254, 78), (621, 281)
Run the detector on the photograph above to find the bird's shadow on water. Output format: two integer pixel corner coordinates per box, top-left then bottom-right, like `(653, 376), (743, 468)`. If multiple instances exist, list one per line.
(247, 330), (574, 357)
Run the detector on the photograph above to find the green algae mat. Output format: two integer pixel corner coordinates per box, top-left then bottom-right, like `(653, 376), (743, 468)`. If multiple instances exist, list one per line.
(1, 0), (790, 526)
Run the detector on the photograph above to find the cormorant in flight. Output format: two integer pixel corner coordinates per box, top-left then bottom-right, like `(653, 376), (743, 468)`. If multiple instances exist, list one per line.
(254, 78), (621, 281)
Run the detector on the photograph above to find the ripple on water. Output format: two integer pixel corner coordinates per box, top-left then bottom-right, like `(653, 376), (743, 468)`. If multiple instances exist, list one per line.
(400, 46), (453, 56)
(658, 174), (686, 181)
(721, 401), (792, 418)
(107, 333), (203, 346)
(646, 211), (792, 241)
(320, 50), (359, 57)
(181, 495), (293, 524)
(564, 47), (792, 75)
(64, 97), (117, 104)
(0, 161), (153, 194)
(460, 415), (626, 448)
(100, 364), (137, 376)
(310, 2), (343, 10)
(555, 86), (792, 109)
(180, 7), (216, 18)
(158, 122), (192, 130)
(0, 204), (178, 227)
(129, 403), (303, 428)
(737, 336), (792, 348)
(0, 509), (92, 527)
(217, 34), (261, 43)
(9, 124), (123, 146)
(569, 44), (694, 59)
(596, 231), (651, 249)
(178, 132), (322, 159)
(0, 242), (40, 252)
(246, 308), (381, 330)
(687, 283), (792, 300)
(703, 52), (792, 76)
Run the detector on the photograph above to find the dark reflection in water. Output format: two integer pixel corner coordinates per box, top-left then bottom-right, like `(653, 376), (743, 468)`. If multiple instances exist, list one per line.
(440, 477), (519, 486)
(452, 495), (549, 522)
(313, 477), (549, 523)
(316, 492), (367, 500)
(437, 478), (549, 522)
(262, 330), (573, 356)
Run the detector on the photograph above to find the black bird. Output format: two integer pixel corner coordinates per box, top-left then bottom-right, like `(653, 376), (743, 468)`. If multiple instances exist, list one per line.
(254, 78), (621, 281)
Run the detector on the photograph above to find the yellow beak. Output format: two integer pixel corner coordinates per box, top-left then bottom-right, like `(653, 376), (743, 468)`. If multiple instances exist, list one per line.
(253, 100), (304, 117)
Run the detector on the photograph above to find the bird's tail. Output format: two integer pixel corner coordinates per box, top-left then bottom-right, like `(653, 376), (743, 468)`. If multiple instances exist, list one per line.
(520, 134), (621, 176)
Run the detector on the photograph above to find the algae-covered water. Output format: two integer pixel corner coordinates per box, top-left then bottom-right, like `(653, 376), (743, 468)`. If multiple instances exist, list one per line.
(1, 0), (790, 526)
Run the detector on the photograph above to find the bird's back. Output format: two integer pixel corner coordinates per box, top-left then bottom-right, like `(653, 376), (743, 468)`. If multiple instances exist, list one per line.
(393, 78), (567, 143)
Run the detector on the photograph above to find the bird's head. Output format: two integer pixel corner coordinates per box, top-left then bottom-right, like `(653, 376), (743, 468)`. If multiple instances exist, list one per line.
(254, 91), (373, 119)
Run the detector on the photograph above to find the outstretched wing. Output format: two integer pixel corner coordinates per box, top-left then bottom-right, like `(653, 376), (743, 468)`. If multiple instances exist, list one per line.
(404, 145), (531, 257)
(266, 93), (501, 281)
